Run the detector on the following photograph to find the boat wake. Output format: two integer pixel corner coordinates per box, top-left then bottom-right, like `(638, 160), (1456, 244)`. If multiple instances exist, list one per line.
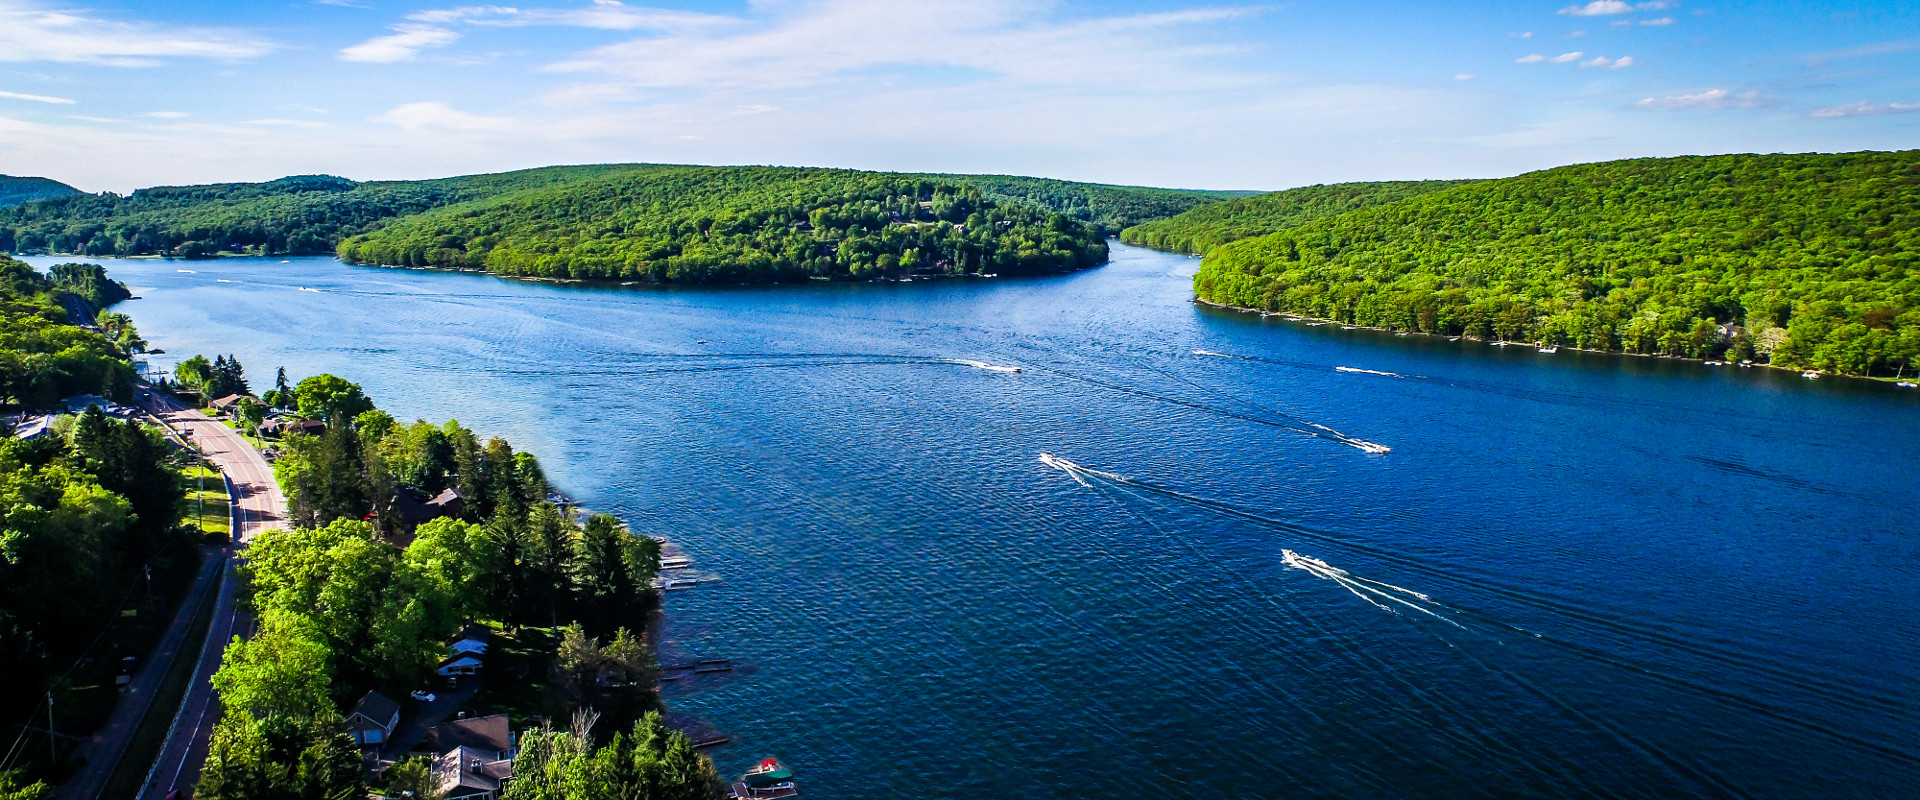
(1192, 349), (1235, 358)
(1037, 451), (1920, 772)
(946, 359), (1023, 373)
(1335, 366), (1402, 378)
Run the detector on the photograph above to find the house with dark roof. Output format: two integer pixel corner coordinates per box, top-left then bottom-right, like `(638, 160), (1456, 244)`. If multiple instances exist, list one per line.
(428, 714), (516, 800)
(345, 690), (402, 748)
(393, 486), (464, 531)
(262, 418), (326, 437)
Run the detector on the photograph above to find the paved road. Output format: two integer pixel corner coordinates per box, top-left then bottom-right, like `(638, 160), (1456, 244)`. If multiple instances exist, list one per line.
(133, 388), (287, 800)
(51, 547), (223, 800)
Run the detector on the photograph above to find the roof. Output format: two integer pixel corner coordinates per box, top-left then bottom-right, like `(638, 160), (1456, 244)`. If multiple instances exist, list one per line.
(436, 746), (509, 797)
(12, 416), (55, 440)
(429, 487), (463, 507)
(429, 713), (511, 754)
(449, 639), (488, 655)
(438, 655), (484, 671)
(347, 690), (401, 729)
(211, 394), (258, 408)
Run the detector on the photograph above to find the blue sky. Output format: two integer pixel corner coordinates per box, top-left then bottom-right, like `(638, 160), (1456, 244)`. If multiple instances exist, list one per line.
(1, 0), (1916, 192)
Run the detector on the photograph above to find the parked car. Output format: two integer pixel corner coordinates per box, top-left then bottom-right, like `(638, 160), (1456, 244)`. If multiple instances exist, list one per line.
(410, 690), (436, 702)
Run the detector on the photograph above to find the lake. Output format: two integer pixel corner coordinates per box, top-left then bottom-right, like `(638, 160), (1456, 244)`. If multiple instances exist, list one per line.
(30, 243), (1920, 799)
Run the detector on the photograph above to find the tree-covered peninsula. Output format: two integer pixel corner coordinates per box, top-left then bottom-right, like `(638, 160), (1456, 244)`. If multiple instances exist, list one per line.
(0, 165), (1235, 265)
(1193, 151), (1920, 377)
(1121, 180), (1474, 255)
(336, 167), (1112, 281)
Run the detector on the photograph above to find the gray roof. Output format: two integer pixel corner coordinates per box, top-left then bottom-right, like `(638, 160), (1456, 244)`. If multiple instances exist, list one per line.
(347, 690), (401, 730)
(430, 713), (511, 754)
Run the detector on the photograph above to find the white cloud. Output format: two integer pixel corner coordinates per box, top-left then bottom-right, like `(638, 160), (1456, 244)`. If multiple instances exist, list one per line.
(1581, 55), (1635, 69)
(1552, 51), (1585, 62)
(0, 0), (271, 66)
(1559, 0), (1666, 15)
(0, 89), (76, 104)
(1516, 54), (1546, 63)
(1512, 31), (1533, 39)
(243, 118), (331, 129)
(373, 101), (516, 132)
(1640, 17), (1674, 25)
(339, 25), (462, 63)
(543, 1), (1261, 93)
(342, 2), (734, 63)
(1636, 88), (1771, 110)
(1810, 101), (1920, 118)
(1560, 1), (1632, 16)
(143, 110), (189, 118)
(1455, 73), (1474, 81)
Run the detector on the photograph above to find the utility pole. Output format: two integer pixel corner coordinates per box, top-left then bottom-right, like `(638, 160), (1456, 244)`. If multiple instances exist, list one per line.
(47, 691), (55, 764)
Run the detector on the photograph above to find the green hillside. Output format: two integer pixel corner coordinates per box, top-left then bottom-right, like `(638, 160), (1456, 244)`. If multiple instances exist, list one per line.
(0, 165), (658, 258)
(0, 175), (81, 208)
(0, 165), (1231, 261)
(1121, 180), (1474, 255)
(1194, 151), (1920, 376)
(337, 166), (1108, 281)
(931, 174), (1251, 234)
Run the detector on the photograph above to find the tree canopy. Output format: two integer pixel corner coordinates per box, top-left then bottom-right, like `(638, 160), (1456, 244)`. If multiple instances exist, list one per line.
(1192, 151), (1920, 376)
(336, 167), (1110, 282)
(1121, 180), (1474, 255)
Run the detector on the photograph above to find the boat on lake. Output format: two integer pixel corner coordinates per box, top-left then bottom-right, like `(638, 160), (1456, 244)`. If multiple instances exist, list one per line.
(730, 757), (798, 799)
(1539, 345), (1559, 353)
(1802, 371), (1820, 379)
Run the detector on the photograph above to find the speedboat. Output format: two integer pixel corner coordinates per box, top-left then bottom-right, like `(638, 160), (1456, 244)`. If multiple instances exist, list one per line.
(1802, 371), (1820, 379)
(1898, 381), (1916, 388)
(731, 758), (798, 799)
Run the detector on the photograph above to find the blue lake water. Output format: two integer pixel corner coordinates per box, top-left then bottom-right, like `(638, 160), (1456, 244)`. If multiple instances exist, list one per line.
(30, 244), (1920, 798)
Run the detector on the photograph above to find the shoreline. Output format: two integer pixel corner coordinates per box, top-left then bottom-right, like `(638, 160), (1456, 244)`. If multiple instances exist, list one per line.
(1191, 297), (1919, 386)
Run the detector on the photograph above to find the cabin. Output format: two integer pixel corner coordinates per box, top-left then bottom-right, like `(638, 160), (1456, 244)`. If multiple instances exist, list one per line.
(345, 690), (402, 748)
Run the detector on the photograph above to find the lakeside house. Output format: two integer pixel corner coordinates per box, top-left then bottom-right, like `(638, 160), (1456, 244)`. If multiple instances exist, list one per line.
(428, 714), (516, 800)
(346, 690), (402, 749)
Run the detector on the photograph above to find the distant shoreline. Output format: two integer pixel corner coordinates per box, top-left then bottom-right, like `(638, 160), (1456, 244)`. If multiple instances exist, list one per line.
(1191, 297), (1919, 386)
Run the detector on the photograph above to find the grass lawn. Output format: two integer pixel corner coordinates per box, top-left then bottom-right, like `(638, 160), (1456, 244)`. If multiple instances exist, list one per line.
(469, 625), (562, 729)
(182, 465), (231, 539)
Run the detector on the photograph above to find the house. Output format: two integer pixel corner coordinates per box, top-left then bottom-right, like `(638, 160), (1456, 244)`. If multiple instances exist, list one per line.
(437, 655), (484, 677)
(429, 714), (516, 800)
(393, 486), (464, 530)
(345, 690), (402, 748)
(449, 624), (490, 657)
(263, 418), (327, 437)
(11, 416), (55, 440)
(209, 394), (259, 414)
(434, 745), (515, 800)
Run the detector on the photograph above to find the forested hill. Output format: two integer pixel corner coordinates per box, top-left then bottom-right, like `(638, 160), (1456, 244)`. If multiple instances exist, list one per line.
(1194, 151), (1920, 377)
(0, 165), (1233, 261)
(929, 174), (1252, 234)
(0, 165), (657, 257)
(336, 166), (1109, 282)
(0, 175), (81, 207)
(1121, 180), (1475, 255)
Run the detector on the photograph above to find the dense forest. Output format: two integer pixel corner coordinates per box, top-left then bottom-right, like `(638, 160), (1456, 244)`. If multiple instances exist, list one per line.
(0, 176), (80, 209)
(0, 167), (654, 258)
(932, 174), (1249, 234)
(337, 167), (1112, 281)
(0, 166), (1235, 269)
(1194, 151), (1920, 377)
(0, 256), (138, 406)
(196, 374), (713, 799)
(0, 258), (186, 795)
(1121, 180), (1474, 255)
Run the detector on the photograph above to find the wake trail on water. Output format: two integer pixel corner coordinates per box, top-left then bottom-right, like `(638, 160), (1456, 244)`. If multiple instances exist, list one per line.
(1036, 453), (1920, 757)
(1030, 366), (1391, 454)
